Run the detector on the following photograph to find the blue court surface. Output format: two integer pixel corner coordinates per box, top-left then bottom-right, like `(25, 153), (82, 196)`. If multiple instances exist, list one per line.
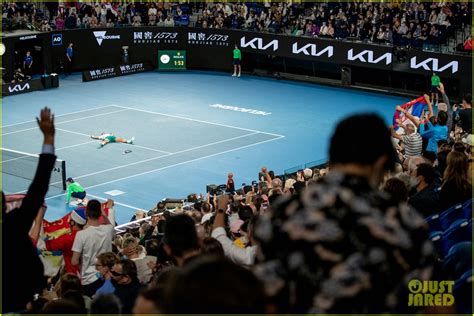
(2, 71), (407, 224)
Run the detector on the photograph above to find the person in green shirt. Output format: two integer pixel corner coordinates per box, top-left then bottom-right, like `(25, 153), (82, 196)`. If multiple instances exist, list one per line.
(66, 177), (87, 205)
(232, 44), (241, 77)
(430, 72), (440, 106)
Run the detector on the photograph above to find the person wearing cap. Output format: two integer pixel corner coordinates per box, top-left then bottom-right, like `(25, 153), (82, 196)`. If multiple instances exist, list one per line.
(90, 132), (134, 148)
(66, 177), (86, 205)
(45, 207), (87, 275)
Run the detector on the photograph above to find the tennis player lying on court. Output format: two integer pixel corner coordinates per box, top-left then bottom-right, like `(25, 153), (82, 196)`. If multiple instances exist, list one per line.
(91, 133), (134, 148)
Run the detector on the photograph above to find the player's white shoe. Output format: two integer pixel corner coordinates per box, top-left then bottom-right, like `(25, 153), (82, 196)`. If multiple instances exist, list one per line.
(232, 73), (236, 77)
(128, 137), (135, 144)
(237, 73), (241, 77)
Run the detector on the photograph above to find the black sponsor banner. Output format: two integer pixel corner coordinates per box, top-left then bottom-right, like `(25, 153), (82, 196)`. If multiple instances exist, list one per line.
(43, 27), (470, 80)
(82, 62), (152, 81)
(397, 50), (470, 79)
(2, 79), (44, 96)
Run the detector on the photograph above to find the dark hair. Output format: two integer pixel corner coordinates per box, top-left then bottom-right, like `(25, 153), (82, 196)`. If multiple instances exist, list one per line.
(201, 202), (211, 214)
(86, 199), (102, 219)
(437, 111), (448, 126)
(329, 113), (396, 170)
(201, 237), (225, 256)
(90, 294), (122, 314)
(61, 290), (86, 312)
(42, 299), (84, 314)
(138, 288), (162, 313)
(416, 163), (436, 185)
(437, 139), (448, 148)
(145, 239), (161, 257)
(163, 214), (199, 256)
(59, 273), (83, 297)
(422, 151), (437, 164)
(463, 93), (472, 105)
(453, 142), (466, 153)
(384, 178), (408, 202)
(162, 256), (265, 313)
(119, 258), (138, 281)
(238, 205), (253, 221)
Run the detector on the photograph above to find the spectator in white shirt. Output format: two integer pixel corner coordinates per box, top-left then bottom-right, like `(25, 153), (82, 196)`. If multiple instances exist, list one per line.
(72, 200), (115, 297)
(211, 209), (257, 266)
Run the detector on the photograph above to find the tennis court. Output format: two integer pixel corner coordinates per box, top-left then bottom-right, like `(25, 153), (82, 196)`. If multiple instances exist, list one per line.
(1, 71), (406, 224)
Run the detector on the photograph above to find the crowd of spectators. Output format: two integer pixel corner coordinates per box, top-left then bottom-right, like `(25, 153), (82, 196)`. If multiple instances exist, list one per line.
(2, 2), (472, 51)
(1, 78), (472, 314)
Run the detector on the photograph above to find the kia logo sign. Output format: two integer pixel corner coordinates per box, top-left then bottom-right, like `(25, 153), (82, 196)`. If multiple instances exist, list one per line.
(52, 34), (62, 46)
(410, 57), (458, 74)
(292, 42), (333, 57)
(8, 83), (30, 93)
(240, 36), (278, 51)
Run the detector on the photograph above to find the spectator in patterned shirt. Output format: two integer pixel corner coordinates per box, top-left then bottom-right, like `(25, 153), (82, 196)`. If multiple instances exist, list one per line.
(254, 113), (435, 313)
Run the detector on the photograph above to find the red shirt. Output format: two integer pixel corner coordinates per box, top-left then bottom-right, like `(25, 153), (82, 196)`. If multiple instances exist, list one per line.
(464, 39), (472, 50)
(45, 230), (80, 276)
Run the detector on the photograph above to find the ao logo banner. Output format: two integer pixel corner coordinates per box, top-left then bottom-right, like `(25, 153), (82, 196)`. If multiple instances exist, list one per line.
(52, 34), (62, 46)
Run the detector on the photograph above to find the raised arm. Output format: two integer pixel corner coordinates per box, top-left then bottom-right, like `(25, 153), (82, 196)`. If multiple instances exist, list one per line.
(390, 125), (403, 141)
(424, 94), (434, 118)
(16, 107), (56, 233)
(396, 106), (420, 128)
(437, 83), (453, 132)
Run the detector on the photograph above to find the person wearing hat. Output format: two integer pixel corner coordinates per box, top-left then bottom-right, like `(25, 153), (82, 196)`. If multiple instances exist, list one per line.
(66, 177), (86, 205)
(45, 207), (87, 275)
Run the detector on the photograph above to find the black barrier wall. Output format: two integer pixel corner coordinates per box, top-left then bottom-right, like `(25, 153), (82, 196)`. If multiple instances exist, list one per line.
(2, 27), (471, 95)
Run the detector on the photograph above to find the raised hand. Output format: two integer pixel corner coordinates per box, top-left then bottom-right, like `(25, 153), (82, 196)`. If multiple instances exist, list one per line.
(437, 82), (445, 94)
(36, 107), (55, 145)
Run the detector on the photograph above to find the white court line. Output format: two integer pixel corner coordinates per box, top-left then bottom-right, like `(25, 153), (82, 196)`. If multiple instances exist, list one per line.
(112, 104), (285, 138)
(85, 194), (140, 210)
(57, 128), (172, 155)
(48, 132), (261, 185)
(1, 140), (97, 164)
(43, 135), (285, 200)
(2, 109), (129, 136)
(56, 141), (97, 151)
(2, 105), (119, 128)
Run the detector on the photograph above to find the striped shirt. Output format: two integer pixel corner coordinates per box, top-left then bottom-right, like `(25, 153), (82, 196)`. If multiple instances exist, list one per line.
(402, 133), (423, 157)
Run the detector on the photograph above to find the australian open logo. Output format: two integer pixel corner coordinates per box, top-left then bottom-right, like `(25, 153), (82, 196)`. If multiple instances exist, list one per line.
(408, 279), (454, 307)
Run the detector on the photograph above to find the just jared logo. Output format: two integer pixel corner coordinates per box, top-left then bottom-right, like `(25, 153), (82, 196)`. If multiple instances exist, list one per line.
(408, 279), (454, 307)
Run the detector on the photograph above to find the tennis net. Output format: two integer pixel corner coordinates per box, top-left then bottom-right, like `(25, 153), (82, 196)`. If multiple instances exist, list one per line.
(1, 148), (67, 190)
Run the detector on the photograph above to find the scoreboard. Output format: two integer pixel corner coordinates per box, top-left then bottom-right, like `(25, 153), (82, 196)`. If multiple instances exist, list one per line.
(158, 50), (186, 71)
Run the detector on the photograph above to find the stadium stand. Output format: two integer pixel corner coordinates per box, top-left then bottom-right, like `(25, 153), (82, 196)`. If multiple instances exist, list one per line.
(2, 1), (472, 52)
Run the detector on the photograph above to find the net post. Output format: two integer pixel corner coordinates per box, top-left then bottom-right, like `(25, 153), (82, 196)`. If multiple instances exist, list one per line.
(61, 160), (67, 191)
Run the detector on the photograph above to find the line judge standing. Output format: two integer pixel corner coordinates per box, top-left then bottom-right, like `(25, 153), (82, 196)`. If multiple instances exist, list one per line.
(66, 43), (74, 75)
(232, 44), (241, 77)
